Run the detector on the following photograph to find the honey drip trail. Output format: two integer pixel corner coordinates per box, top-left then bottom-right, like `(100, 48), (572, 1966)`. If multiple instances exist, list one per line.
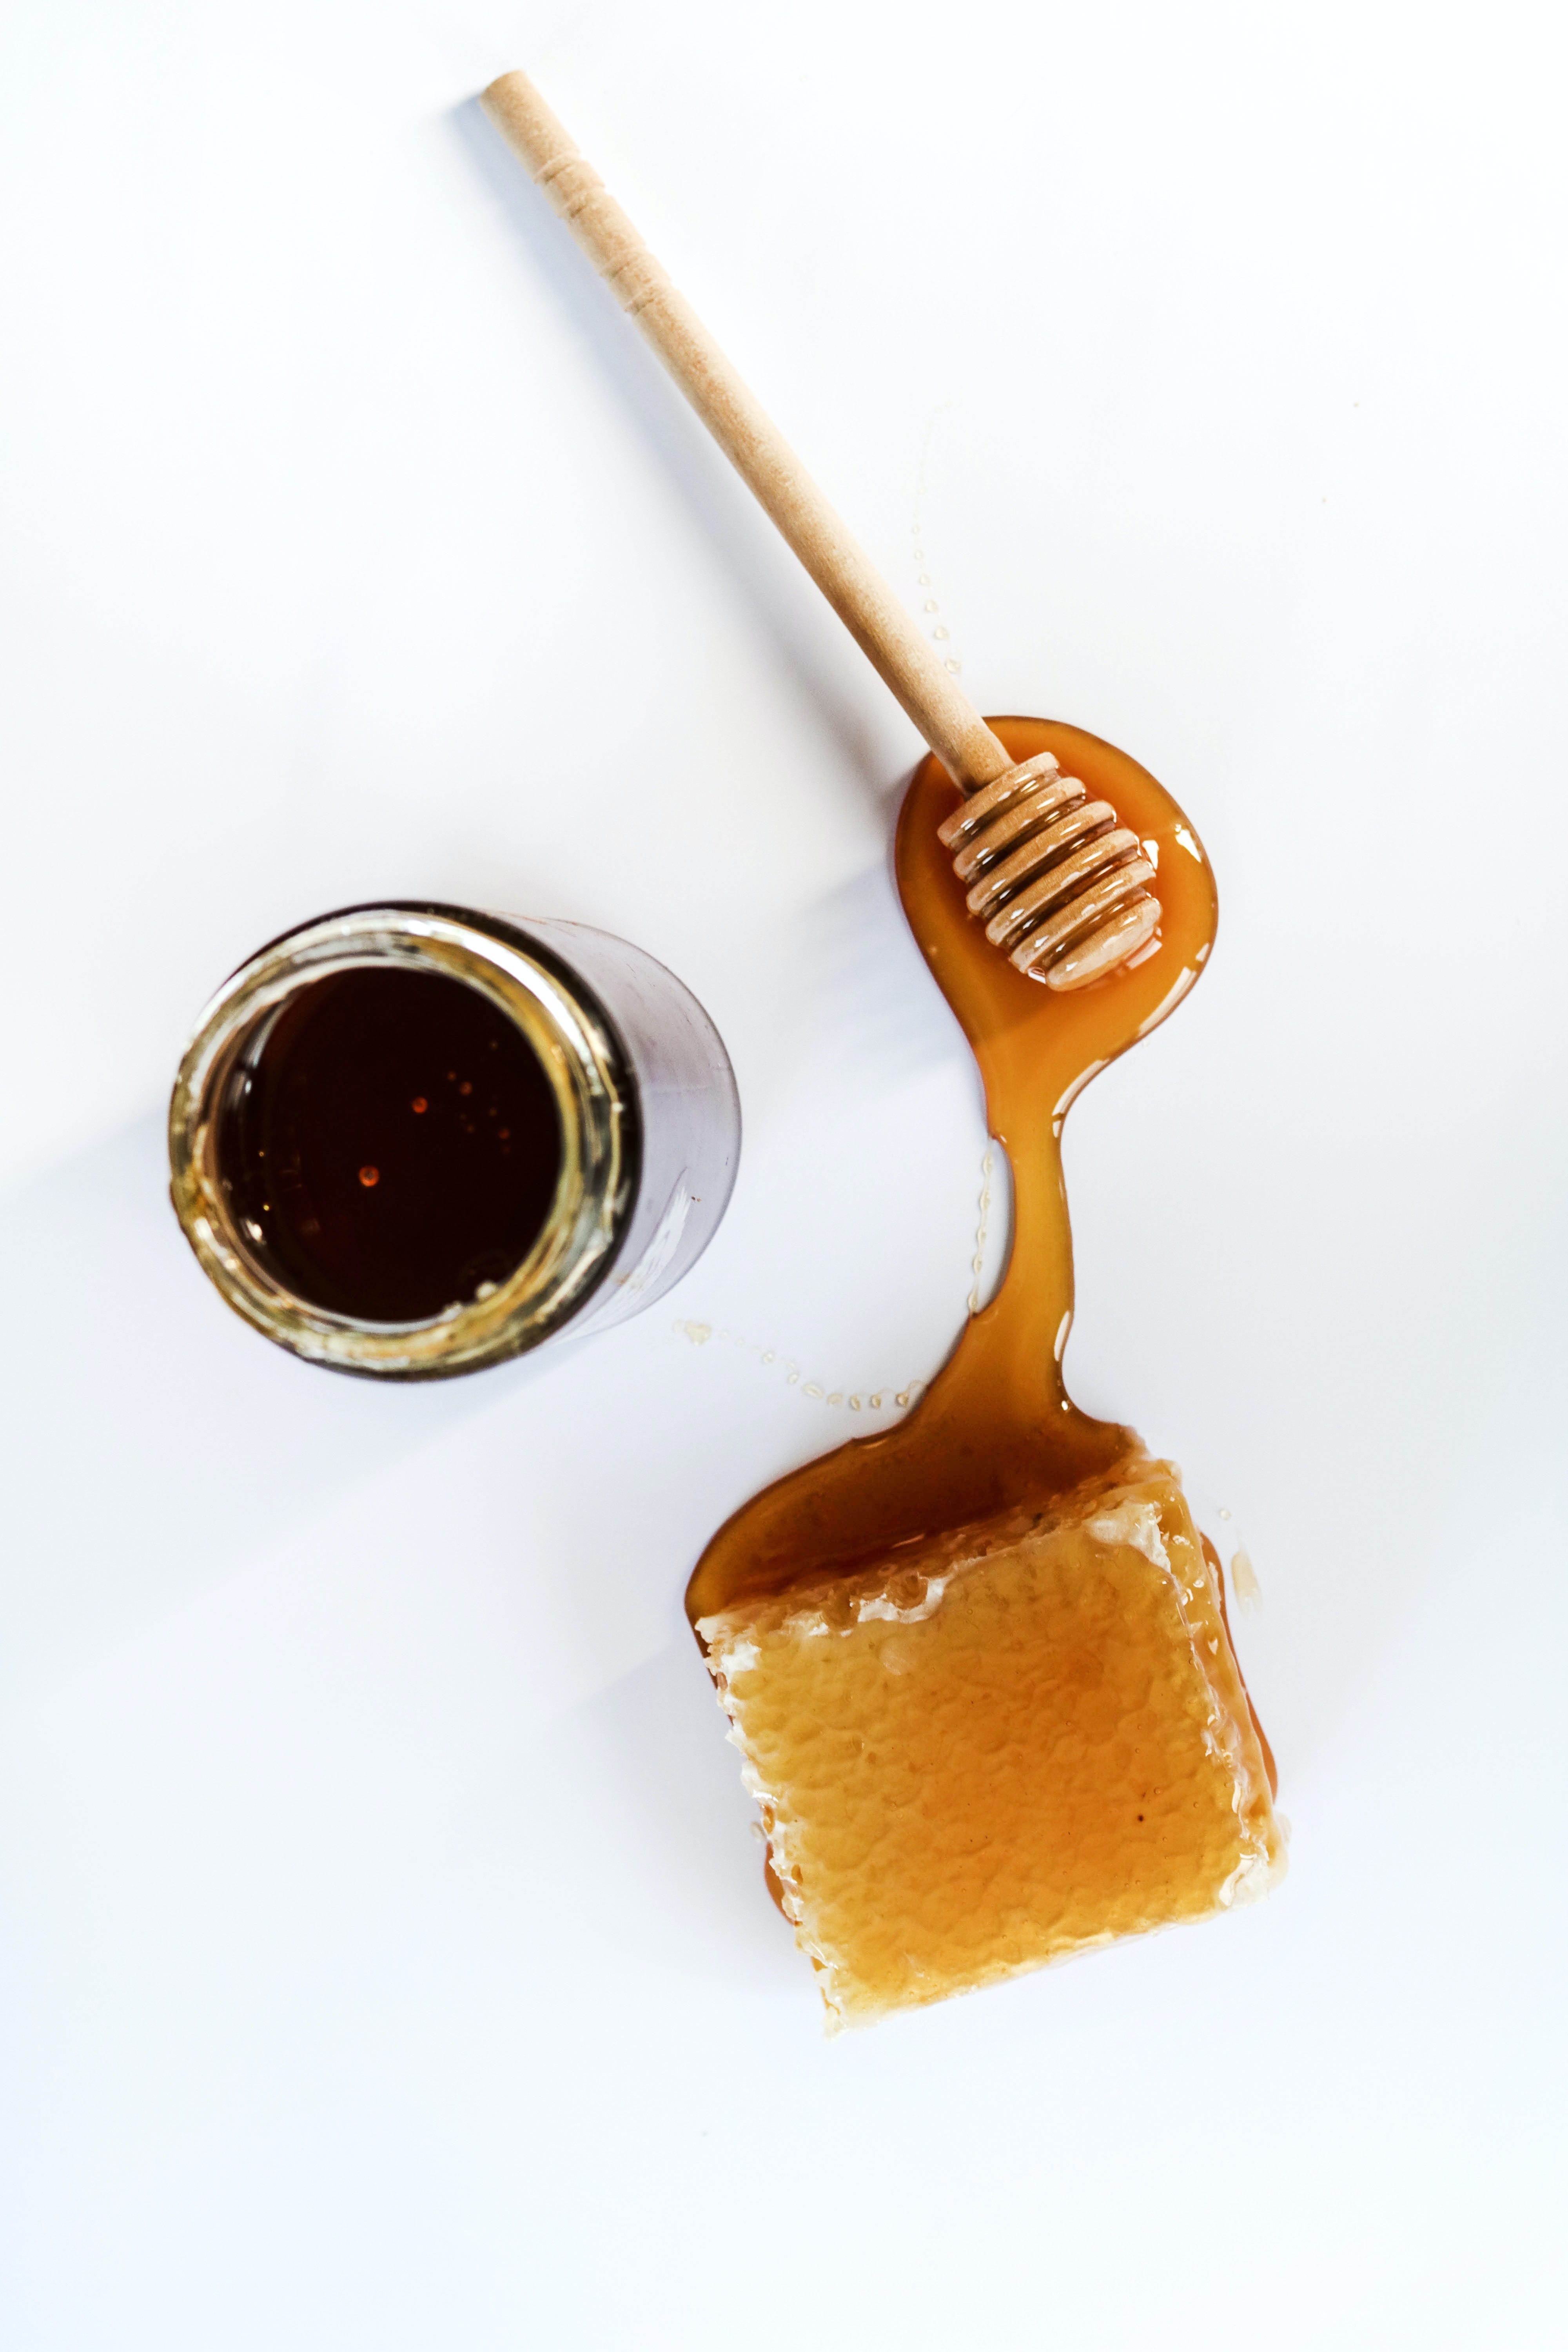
(686, 717), (1221, 1626)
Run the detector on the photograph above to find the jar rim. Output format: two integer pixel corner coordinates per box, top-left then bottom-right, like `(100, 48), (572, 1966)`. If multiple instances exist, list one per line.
(168, 905), (638, 1377)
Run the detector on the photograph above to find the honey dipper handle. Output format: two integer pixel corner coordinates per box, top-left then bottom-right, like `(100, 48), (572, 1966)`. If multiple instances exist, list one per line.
(481, 70), (1012, 791)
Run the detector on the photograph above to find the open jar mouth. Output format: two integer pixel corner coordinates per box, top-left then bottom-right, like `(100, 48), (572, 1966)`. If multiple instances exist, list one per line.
(168, 905), (638, 1378)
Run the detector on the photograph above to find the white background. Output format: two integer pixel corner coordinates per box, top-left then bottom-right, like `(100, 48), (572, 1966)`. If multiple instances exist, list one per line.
(3, 3), (1565, 2345)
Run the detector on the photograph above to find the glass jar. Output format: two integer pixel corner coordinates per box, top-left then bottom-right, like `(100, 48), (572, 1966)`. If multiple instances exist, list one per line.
(168, 903), (740, 1378)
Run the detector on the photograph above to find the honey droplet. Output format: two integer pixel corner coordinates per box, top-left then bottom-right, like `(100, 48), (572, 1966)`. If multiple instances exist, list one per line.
(358, 1165), (379, 1188)
(410, 1096), (428, 1114)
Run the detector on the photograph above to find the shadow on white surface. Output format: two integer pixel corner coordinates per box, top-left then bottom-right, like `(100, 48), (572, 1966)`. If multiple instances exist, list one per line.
(798, 849), (964, 1086)
(0, 1111), (603, 1703)
(451, 94), (891, 806)
(535, 1642), (804, 1993)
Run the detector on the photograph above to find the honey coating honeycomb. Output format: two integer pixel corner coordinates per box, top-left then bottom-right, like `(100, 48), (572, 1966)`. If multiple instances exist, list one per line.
(697, 1457), (1285, 2030)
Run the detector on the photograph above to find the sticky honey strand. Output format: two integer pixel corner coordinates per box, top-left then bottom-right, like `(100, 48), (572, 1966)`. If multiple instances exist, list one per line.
(686, 717), (1221, 1628)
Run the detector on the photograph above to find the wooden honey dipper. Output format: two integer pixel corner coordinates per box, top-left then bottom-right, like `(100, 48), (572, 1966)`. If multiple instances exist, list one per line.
(482, 71), (1160, 991)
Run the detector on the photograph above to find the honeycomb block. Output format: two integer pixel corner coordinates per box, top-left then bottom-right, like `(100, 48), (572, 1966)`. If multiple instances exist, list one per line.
(697, 1457), (1285, 2030)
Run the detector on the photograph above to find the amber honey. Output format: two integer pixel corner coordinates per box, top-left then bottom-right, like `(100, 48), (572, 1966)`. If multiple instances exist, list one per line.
(687, 718), (1281, 2025)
